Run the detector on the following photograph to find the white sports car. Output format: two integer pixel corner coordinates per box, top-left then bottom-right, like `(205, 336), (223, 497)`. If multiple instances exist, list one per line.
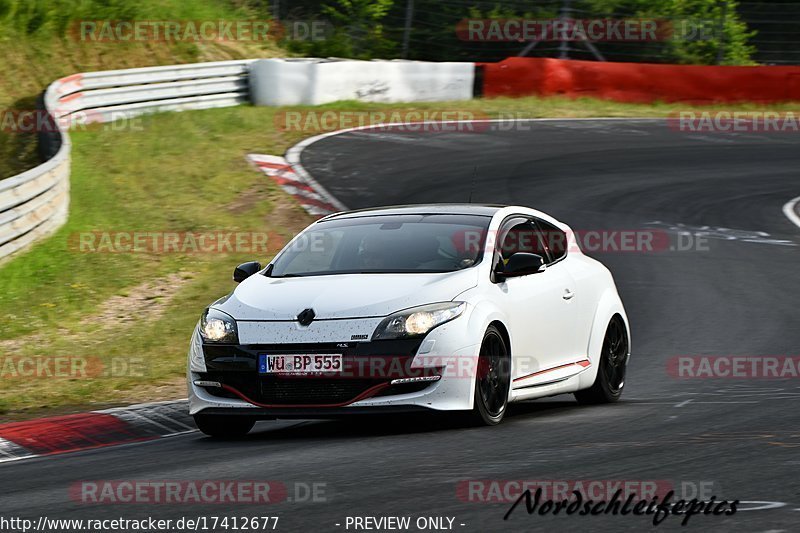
(188, 204), (630, 437)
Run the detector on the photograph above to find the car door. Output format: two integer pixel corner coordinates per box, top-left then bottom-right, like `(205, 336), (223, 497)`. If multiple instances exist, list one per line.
(534, 217), (595, 357)
(489, 217), (578, 382)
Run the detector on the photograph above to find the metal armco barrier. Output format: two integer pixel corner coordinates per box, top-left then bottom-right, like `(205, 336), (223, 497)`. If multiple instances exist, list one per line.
(0, 59), (255, 261)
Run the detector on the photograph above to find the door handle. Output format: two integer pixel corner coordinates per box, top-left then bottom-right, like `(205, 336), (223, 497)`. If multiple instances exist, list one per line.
(563, 289), (575, 300)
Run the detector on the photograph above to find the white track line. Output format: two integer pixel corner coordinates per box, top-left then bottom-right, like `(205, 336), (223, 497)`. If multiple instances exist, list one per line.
(0, 437), (34, 464)
(782, 196), (800, 229)
(95, 398), (188, 413)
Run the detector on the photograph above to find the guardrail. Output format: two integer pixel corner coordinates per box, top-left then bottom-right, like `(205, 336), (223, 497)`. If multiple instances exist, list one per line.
(0, 59), (255, 261)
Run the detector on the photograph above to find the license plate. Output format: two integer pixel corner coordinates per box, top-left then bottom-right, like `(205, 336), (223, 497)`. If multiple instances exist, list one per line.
(258, 354), (343, 374)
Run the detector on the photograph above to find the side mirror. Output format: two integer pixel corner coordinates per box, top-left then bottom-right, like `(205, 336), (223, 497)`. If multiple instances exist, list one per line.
(233, 261), (262, 283)
(494, 253), (546, 281)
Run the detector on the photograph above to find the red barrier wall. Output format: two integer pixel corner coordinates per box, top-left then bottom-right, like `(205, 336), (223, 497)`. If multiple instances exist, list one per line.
(480, 57), (800, 103)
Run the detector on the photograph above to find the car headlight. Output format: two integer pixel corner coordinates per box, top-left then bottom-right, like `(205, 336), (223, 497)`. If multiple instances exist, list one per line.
(188, 325), (206, 372)
(199, 308), (238, 344)
(372, 302), (466, 340)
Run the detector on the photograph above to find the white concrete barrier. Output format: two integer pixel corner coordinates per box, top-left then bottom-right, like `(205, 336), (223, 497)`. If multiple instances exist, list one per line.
(250, 58), (475, 106)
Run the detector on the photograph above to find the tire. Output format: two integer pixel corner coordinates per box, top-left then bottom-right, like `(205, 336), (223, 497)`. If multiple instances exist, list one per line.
(575, 316), (628, 405)
(469, 325), (511, 425)
(193, 413), (256, 438)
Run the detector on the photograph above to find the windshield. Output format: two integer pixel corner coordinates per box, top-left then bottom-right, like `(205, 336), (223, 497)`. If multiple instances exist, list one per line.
(269, 214), (491, 277)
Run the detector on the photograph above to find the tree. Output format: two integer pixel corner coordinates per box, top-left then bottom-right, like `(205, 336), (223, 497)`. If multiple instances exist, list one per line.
(585, 0), (756, 64)
(288, 0), (397, 59)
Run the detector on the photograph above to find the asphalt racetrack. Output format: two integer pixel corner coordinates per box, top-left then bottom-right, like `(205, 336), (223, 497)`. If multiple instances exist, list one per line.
(2, 119), (799, 532)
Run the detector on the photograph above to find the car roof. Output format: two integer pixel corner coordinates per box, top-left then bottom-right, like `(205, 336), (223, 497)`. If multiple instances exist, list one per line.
(322, 204), (506, 220)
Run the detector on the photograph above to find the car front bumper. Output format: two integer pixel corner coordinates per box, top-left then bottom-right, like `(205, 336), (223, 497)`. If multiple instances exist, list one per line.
(188, 320), (479, 417)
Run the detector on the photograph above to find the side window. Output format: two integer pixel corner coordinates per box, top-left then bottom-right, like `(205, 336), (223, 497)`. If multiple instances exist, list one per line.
(534, 219), (568, 263)
(498, 219), (548, 262)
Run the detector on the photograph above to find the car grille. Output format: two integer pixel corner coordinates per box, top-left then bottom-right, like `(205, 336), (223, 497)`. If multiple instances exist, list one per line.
(259, 377), (383, 405)
(198, 372), (433, 406)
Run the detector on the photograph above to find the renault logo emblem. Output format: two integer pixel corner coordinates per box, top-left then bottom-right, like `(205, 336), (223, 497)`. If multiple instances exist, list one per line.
(297, 308), (316, 326)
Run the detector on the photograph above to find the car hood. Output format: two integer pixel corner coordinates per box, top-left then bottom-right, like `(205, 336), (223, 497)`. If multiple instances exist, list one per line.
(213, 268), (479, 321)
